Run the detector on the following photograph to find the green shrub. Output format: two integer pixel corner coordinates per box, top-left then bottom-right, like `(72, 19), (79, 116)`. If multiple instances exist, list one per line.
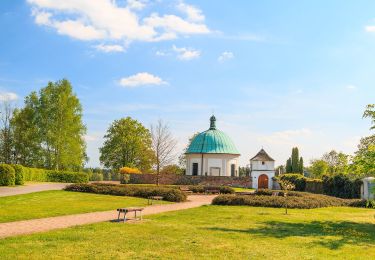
(322, 175), (362, 199)
(11, 164), (25, 185)
(120, 173), (130, 184)
(47, 171), (88, 183)
(64, 183), (187, 202)
(24, 167), (48, 182)
(347, 199), (375, 208)
(90, 172), (104, 181)
(212, 192), (362, 209)
(111, 172), (120, 181)
(255, 189), (285, 196)
(305, 179), (323, 194)
(279, 174), (306, 191)
(0, 164), (16, 186)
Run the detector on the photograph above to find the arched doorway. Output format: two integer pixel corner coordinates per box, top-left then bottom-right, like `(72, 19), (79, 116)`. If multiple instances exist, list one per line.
(258, 174), (269, 189)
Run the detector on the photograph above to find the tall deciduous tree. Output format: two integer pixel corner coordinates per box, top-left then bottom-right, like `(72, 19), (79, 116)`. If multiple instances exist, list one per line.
(351, 135), (375, 176)
(39, 80), (86, 170)
(321, 150), (349, 175)
(11, 93), (43, 166)
(11, 79), (87, 170)
(363, 104), (375, 130)
(100, 117), (154, 172)
(151, 119), (177, 185)
(0, 101), (15, 164)
(308, 159), (329, 177)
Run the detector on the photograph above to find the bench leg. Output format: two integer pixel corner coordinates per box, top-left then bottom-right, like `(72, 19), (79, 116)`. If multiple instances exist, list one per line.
(117, 211), (121, 222)
(134, 210), (137, 219)
(123, 211), (127, 223)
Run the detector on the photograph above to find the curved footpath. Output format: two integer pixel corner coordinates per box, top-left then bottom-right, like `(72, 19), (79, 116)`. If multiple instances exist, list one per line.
(0, 195), (216, 239)
(0, 182), (69, 197)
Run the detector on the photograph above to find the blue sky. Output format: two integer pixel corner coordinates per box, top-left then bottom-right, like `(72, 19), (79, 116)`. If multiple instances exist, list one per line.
(0, 0), (374, 167)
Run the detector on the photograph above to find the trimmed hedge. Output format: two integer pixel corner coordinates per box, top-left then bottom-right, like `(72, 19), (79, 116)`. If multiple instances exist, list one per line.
(305, 179), (323, 194)
(0, 164), (89, 185)
(212, 192), (363, 209)
(11, 164), (25, 185)
(322, 175), (362, 199)
(64, 183), (187, 202)
(279, 174), (306, 191)
(47, 171), (88, 183)
(0, 164), (15, 186)
(23, 167), (48, 182)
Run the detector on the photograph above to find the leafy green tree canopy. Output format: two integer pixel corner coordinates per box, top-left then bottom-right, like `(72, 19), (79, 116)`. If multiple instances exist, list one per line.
(99, 117), (154, 172)
(11, 79), (86, 170)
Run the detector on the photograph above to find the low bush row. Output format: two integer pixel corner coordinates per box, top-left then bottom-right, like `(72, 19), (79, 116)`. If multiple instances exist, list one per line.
(64, 183), (187, 202)
(212, 192), (365, 209)
(0, 164), (89, 186)
(278, 173), (362, 199)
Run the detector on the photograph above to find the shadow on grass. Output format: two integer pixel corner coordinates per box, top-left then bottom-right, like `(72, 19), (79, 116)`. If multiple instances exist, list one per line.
(206, 221), (375, 250)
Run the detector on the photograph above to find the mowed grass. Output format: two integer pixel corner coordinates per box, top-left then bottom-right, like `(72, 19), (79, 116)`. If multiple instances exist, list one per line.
(0, 206), (374, 259)
(0, 190), (162, 223)
(232, 187), (255, 192)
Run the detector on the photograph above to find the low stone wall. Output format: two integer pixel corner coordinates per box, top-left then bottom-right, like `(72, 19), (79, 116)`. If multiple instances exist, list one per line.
(129, 174), (252, 187)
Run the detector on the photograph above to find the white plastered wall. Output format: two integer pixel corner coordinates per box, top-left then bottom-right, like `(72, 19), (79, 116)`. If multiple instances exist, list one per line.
(186, 154), (240, 176)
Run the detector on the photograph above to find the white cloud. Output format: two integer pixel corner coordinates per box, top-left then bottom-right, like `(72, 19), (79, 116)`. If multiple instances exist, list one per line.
(119, 72), (167, 87)
(345, 85), (357, 90)
(177, 2), (205, 22)
(218, 51), (234, 62)
(259, 128), (313, 146)
(365, 25), (375, 32)
(172, 45), (200, 60)
(54, 20), (106, 40)
(155, 50), (167, 56)
(127, 0), (146, 10)
(0, 92), (18, 101)
(144, 13), (210, 35)
(28, 0), (210, 48)
(94, 44), (125, 53)
(84, 134), (98, 142)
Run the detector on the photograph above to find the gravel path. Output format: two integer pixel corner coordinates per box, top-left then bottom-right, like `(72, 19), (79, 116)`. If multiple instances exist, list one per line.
(0, 195), (216, 239)
(0, 183), (69, 197)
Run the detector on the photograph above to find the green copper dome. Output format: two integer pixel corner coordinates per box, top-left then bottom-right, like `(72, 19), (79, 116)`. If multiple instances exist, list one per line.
(186, 116), (240, 154)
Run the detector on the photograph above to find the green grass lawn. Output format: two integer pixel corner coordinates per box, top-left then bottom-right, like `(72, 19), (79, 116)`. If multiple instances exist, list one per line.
(0, 206), (374, 259)
(232, 187), (255, 192)
(0, 190), (164, 223)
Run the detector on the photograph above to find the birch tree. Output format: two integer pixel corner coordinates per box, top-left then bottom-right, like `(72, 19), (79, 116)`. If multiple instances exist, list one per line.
(151, 119), (177, 185)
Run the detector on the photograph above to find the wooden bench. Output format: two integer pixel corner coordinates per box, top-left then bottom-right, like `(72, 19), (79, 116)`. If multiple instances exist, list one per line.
(117, 207), (144, 223)
(179, 186), (193, 194)
(272, 191), (280, 197)
(204, 188), (220, 194)
(148, 196), (163, 205)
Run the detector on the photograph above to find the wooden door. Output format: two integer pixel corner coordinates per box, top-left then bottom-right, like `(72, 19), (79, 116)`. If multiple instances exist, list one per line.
(192, 163), (198, 176)
(258, 174), (269, 189)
